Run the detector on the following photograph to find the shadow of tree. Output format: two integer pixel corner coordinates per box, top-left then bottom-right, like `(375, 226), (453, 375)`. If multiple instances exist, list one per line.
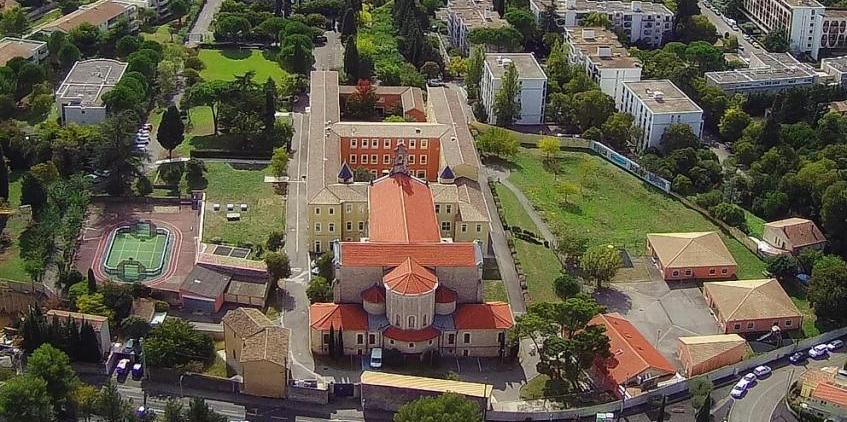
(593, 286), (633, 314)
(220, 48), (252, 60)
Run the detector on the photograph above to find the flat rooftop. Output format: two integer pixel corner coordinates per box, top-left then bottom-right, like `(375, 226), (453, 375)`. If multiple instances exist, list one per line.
(778, 0), (823, 8)
(484, 53), (546, 80)
(56, 59), (127, 107)
(44, 0), (131, 33)
(535, 0), (673, 15)
(623, 79), (702, 114)
(566, 26), (641, 69)
(823, 55), (847, 72)
(0, 37), (45, 66)
(705, 51), (817, 84)
(447, 0), (506, 28)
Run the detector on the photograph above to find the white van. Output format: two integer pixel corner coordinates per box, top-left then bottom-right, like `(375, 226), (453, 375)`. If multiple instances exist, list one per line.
(370, 348), (383, 368)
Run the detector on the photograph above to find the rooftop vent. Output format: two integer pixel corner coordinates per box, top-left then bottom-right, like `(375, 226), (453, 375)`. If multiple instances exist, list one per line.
(597, 46), (612, 58)
(631, 0), (642, 11)
(652, 90), (665, 101)
(582, 29), (596, 40)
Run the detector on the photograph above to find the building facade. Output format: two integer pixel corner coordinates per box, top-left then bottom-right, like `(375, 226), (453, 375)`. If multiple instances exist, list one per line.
(703, 279), (803, 334)
(704, 51), (818, 94)
(619, 80), (703, 151)
(42, 0), (139, 34)
(741, 0), (824, 58)
(676, 334), (746, 377)
(761, 217), (827, 255)
(480, 53), (547, 125)
(530, 0), (673, 47)
(564, 27), (642, 106)
(222, 308), (289, 399)
(446, 0), (507, 55)
(647, 232), (737, 281)
(46, 310), (111, 356)
(56, 59), (127, 126)
(336, 123), (443, 181)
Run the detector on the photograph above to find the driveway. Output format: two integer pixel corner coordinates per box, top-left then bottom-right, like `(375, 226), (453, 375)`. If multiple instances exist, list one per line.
(595, 279), (721, 369)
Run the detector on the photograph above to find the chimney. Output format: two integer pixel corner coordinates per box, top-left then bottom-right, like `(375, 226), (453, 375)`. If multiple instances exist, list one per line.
(597, 46), (612, 58)
(631, 1), (642, 11)
(566, 0), (576, 9)
(652, 91), (664, 101)
(582, 29), (595, 40)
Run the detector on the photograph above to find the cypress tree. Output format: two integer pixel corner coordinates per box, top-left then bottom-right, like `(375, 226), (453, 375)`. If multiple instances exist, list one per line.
(328, 324), (336, 357)
(87, 268), (97, 292)
(336, 328), (344, 359)
(343, 40), (360, 83)
(157, 105), (185, 160)
(79, 321), (101, 362)
(0, 147), (8, 201)
(263, 78), (277, 138)
(48, 315), (61, 348)
(66, 316), (80, 361)
(340, 8), (357, 41)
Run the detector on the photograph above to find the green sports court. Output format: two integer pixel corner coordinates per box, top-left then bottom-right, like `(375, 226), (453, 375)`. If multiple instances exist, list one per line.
(103, 221), (172, 282)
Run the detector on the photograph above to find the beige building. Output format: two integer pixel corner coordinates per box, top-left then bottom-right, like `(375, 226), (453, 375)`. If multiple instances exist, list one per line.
(222, 307), (290, 398)
(798, 367), (847, 420)
(0, 37), (48, 67)
(305, 71), (490, 256)
(703, 278), (803, 334)
(677, 334), (747, 377)
(761, 217), (826, 255)
(42, 0), (139, 34)
(446, 0), (508, 55)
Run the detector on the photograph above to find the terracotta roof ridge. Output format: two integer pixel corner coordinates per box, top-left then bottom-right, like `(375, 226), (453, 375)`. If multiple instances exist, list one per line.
(725, 281), (759, 321)
(602, 314), (651, 374)
(666, 236), (696, 267)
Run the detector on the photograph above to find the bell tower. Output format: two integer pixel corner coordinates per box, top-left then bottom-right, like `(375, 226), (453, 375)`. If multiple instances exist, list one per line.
(390, 143), (409, 176)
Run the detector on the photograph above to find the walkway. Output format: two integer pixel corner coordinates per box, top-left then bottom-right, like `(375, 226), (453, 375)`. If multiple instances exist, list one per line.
(186, 0), (223, 47)
(487, 165), (557, 249)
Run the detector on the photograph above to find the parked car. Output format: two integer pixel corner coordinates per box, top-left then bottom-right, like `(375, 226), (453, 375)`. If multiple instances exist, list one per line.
(742, 373), (757, 384)
(789, 351), (807, 364)
(753, 365), (772, 378)
(135, 406), (154, 419)
(810, 344), (830, 359)
(427, 79), (446, 87)
(116, 359), (130, 376)
(370, 347), (383, 368)
(828, 340), (844, 351)
(131, 363), (143, 380)
(731, 379), (750, 399)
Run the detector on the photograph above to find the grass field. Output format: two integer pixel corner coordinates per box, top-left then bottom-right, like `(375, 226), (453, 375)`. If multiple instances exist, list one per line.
(483, 280), (508, 302)
(198, 49), (289, 83)
(0, 173), (28, 282)
(104, 230), (169, 269)
(202, 163), (285, 246)
(141, 24), (175, 44)
(745, 210), (766, 238)
(503, 148), (767, 280)
(494, 183), (563, 302)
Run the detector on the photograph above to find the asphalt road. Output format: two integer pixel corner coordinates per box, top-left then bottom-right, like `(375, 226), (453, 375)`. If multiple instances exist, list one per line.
(117, 383), (247, 420)
(187, 0), (223, 46)
(698, 0), (761, 57)
(721, 348), (847, 422)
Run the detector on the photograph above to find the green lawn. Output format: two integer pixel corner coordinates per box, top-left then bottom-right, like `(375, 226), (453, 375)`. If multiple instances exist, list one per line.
(503, 148), (767, 280)
(0, 173), (29, 282)
(745, 210), (766, 238)
(32, 9), (61, 28)
(198, 49), (289, 83)
(494, 183), (563, 302)
(484, 280), (508, 302)
(202, 163), (284, 247)
(141, 24), (175, 44)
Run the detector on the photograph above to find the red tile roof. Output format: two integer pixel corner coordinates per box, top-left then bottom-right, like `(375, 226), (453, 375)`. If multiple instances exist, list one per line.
(454, 302), (514, 330)
(813, 382), (847, 408)
(590, 313), (676, 386)
(383, 325), (440, 342)
(435, 286), (458, 303)
(368, 174), (441, 243)
(309, 303), (368, 331)
(361, 285), (386, 303)
(383, 258), (437, 295)
(339, 242), (478, 267)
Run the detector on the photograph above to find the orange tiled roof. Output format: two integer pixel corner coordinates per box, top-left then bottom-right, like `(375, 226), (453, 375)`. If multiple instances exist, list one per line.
(361, 285), (386, 303)
(435, 286), (458, 303)
(383, 325), (440, 342)
(368, 174), (441, 243)
(339, 242), (478, 267)
(813, 382), (847, 408)
(309, 303), (368, 331)
(383, 258), (437, 295)
(454, 302), (514, 330)
(591, 313), (676, 386)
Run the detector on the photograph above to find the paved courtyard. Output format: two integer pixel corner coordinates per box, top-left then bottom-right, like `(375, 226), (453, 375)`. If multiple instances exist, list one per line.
(595, 274), (721, 371)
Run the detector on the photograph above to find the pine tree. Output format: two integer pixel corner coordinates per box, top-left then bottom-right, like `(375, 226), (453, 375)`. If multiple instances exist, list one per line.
(263, 78), (277, 138)
(157, 105), (185, 160)
(493, 62), (521, 127)
(47, 315), (61, 348)
(340, 8), (357, 41)
(79, 321), (101, 362)
(0, 147), (8, 201)
(87, 268), (97, 293)
(66, 316), (80, 361)
(336, 328), (344, 359)
(21, 306), (47, 353)
(328, 324), (336, 357)
(343, 39), (360, 83)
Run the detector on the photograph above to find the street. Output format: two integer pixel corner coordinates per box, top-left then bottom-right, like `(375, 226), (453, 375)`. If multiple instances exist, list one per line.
(697, 0), (760, 57)
(117, 383), (247, 421)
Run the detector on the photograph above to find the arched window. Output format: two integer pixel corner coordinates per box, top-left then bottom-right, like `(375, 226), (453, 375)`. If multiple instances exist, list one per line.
(408, 315), (416, 329)
(395, 314), (401, 327)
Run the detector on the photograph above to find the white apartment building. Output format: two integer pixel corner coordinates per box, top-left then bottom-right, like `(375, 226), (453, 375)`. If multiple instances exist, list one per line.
(742, 0), (824, 59)
(530, 0), (673, 47)
(564, 26), (642, 106)
(446, 0), (507, 55)
(480, 53), (547, 125)
(56, 59), (127, 126)
(822, 55), (847, 86)
(704, 51), (819, 93)
(619, 80), (704, 151)
(0, 37), (48, 67)
(41, 0), (139, 34)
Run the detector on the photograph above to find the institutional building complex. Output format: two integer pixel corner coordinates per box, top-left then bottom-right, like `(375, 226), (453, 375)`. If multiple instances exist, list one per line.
(564, 27), (642, 106)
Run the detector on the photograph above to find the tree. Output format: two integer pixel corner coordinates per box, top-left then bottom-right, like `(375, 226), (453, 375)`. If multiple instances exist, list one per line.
(767, 255), (797, 280)
(157, 59), (180, 99)
(184, 81), (228, 134)
(493, 62), (521, 126)
(822, 182), (847, 253)
(573, 90), (615, 132)
(719, 107), (751, 143)
(0, 375), (53, 422)
(343, 36), (360, 82)
(280, 34), (315, 75)
(554, 274), (581, 300)
(465, 46), (485, 100)
(601, 112), (634, 151)
(0, 7), (30, 37)
(660, 123), (699, 152)
(689, 377), (713, 411)
(95, 381), (131, 422)
(71, 384), (99, 422)
(420, 61), (440, 79)
(170, 0), (189, 24)
(710, 202), (746, 230)
(553, 226), (589, 264)
(27, 344), (79, 413)
(135, 175), (153, 196)
(537, 137), (559, 160)
(97, 112), (145, 195)
(266, 230), (285, 251)
(581, 245), (621, 289)
(157, 105), (185, 159)
(346, 79), (378, 120)
(581, 11), (612, 28)
(78, 322), (101, 362)
(556, 181), (580, 205)
(808, 255), (847, 323)
(270, 147), (289, 176)
(263, 78), (277, 138)
(475, 127), (519, 159)
(186, 397), (227, 422)
(0, 149), (7, 200)
(762, 28), (789, 53)
(394, 392), (483, 422)
(307, 276), (332, 302)
(678, 15), (717, 44)
(159, 399), (184, 422)
(265, 251), (291, 281)
(121, 315), (151, 339)
(145, 318), (214, 368)
(340, 7), (357, 41)
(76, 293), (113, 319)
(185, 158), (207, 189)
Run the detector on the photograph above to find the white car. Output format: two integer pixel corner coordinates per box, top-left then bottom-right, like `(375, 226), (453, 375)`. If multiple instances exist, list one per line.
(828, 340), (844, 351)
(731, 379), (750, 399)
(810, 344), (830, 358)
(753, 365), (772, 377)
(742, 373), (757, 383)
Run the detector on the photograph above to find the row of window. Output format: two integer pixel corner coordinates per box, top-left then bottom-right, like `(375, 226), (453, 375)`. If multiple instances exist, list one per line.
(349, 154), (428, 165)
(670, 268), (729, 277)
(732, 319), (792, 330)
(349, 138), (429, 149)
(327, 332), (474, 346)
(314, 221), (367, 233)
